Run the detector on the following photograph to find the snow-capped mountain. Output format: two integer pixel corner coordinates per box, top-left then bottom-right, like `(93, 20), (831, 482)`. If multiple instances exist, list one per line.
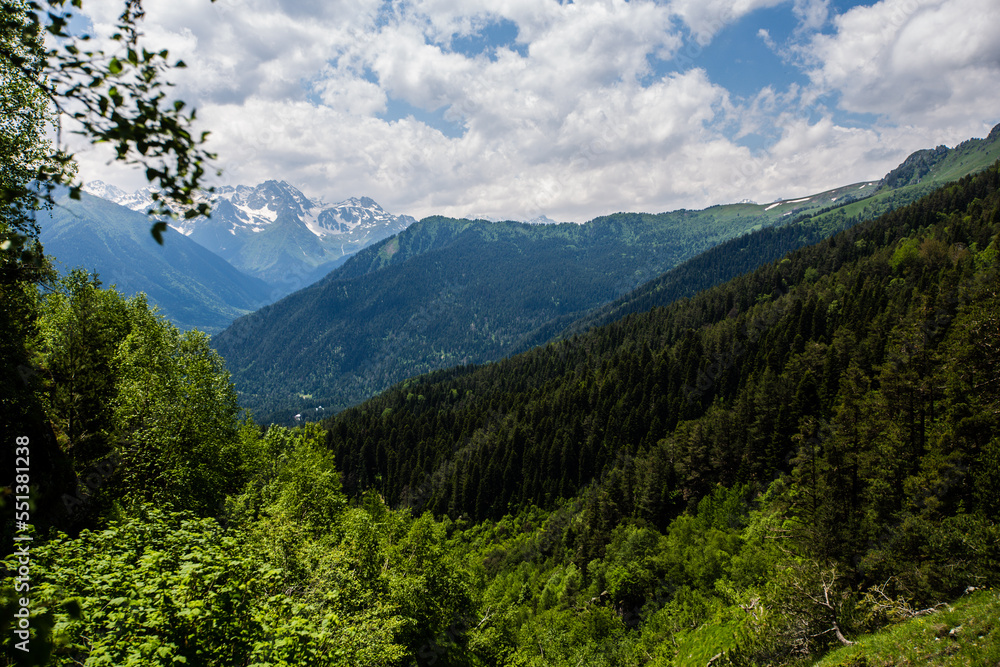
(311, 196), (409, 237)
(83, 181), (160, 213)
(83, 179), (417, 293)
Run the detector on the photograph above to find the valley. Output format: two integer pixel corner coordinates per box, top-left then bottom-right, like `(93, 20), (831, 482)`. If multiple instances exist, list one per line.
(5, 75), (1000, 666)
(9, 149), (999, 667)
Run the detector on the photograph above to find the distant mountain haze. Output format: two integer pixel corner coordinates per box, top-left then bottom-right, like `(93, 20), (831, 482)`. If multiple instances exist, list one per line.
(39, 182), (416, 333)
(85, 179), (417, 296)
(37, 191), (273, 333)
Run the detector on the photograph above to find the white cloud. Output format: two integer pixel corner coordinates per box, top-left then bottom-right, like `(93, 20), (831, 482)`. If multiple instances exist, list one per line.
(667, 0), (787, 43)
(369, 23), (477, 111)
(187, 68), (743, 222)
(80, 0), (382, 103)
(806, 0), (1000, 134)
(65, 0), (1000, 223)
(314, 69), (387, 116)
(792, 0), (829, 33)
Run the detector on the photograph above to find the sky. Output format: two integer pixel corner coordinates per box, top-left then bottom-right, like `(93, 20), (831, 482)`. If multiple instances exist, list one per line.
(71, 0), (1000, 222)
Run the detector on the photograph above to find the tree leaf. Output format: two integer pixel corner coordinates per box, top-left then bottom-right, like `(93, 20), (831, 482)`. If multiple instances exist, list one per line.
(151, 221), (168, 245)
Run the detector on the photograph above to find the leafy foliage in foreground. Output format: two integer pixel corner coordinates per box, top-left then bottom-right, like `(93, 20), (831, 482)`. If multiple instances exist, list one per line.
(2, 274), (477, 665)
(3, 430), (476, 666)
(0, 0), (216, 233)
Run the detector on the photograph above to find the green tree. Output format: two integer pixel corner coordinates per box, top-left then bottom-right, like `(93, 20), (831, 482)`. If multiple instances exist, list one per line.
(3, 508), (269, 665)
(34, 269), (129, 465)
(0, 0), (62, 245)
(2, 0), (217, 534)
(112, 298), (242, 514)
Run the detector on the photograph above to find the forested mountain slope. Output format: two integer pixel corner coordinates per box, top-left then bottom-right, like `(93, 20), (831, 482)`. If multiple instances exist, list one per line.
(322, 162), (1000, 529)
(215, 126), (1000, 422)
(6, 167), (998, 667)
(296, 161), (1000, 665)
(545, 122), (1000, 342)
(38, 192), (273, 333)
(214, 205), (803, 421)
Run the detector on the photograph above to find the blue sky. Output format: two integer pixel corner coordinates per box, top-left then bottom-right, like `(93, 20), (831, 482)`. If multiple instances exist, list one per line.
(76, 0), (1000, 222)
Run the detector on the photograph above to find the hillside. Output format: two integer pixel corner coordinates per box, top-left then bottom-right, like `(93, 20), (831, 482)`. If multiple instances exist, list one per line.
(305, 161), (1000, 664)
(213, 126), (1000, 422)
(815, 590), (999, 666)
(37, 192), (274, 333)
(548, 123), (1000, 341)
(213, 205), (802, 421)
(320, 163), (1000, 525)
(880, 123), (1000, 188)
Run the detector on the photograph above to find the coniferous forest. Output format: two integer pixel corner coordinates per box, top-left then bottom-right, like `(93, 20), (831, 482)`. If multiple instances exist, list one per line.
(4, 149), (1000, 664)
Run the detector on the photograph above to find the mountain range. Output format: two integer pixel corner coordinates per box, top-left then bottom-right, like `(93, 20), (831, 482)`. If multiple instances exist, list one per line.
(550, 121), (1000, 343)
(304, 155), (1000, 665)
(322, 158), (1000, 522)
(85, 180), (417, 294)
(214, 197), (869, 422)
(211, 123), (1000, 422)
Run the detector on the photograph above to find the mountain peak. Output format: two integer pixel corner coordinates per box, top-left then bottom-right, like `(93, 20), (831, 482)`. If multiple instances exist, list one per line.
(341, 196), (381, 210)
(83, 180), (126, 201)
(83, 180), (158, 213)
(81, 178), (417, 292)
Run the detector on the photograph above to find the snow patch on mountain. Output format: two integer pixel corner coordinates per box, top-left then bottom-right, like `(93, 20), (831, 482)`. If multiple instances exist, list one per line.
(463, 212), (578, 225)
(84, 181), (159, 214)
(84, 180), (416, 242)
(83, 179), (418, 292)
(307, 196), (414, 238)
(524, 214), (577, 225)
